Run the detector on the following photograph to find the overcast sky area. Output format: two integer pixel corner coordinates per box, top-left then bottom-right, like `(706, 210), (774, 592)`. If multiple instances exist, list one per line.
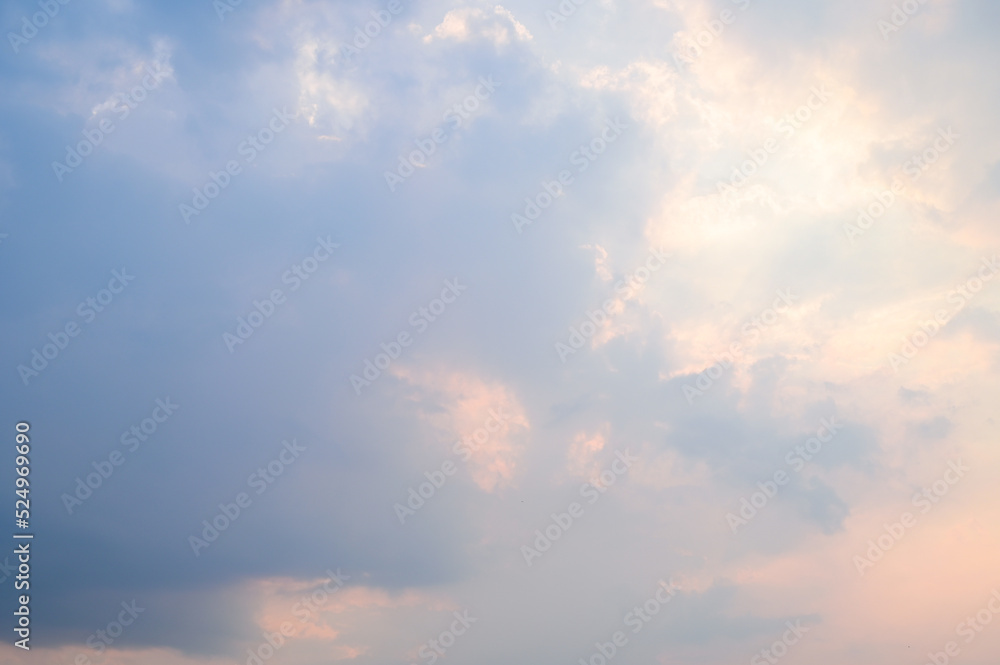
(1, 0), (999, 664)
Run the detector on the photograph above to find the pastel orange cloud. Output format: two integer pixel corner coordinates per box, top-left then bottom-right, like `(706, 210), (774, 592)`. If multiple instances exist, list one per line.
(391, 365), (530, 492)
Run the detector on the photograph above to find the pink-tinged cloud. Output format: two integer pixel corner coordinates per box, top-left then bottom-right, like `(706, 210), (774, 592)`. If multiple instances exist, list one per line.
(392, 365), (530, 492)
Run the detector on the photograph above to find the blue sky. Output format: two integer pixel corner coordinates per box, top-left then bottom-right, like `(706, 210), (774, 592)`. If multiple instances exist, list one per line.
(2, 0), (1000, 664)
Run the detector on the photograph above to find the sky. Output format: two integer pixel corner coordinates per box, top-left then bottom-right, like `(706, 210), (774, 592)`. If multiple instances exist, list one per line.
(1, 0), (1000, 664)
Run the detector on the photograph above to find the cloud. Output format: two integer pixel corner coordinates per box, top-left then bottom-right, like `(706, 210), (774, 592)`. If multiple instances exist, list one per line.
(2, 0), (1000, 664)
(423, 5), (532, 46)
